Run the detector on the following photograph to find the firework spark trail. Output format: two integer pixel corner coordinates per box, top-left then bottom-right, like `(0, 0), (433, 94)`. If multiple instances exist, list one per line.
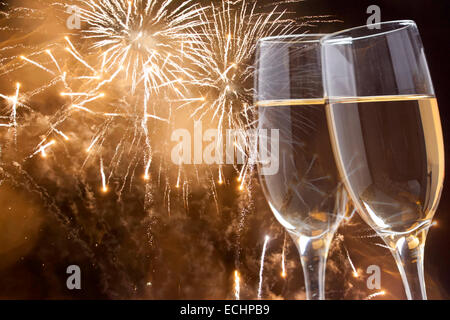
(176, 164), (181, 188)
(344, 245), (358, 277)
(0, 82), (21, 139)
(36, 139), (56, 158)
(11, 82), (20, 129)
(364, 291), (386, 300)
(20, 55), (55, 75)
(144, 157), (152, 180)
(45, 49), (62, 74)
(257, 235), (270, 299)
(234, 270), (240, 300)
(100, 157), (108, 192)
(281, 232), (287, 278)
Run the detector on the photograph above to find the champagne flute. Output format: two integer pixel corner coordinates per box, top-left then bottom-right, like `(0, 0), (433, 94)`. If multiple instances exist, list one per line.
(321, 21), (444, 300)
(255, 34), (347, 300)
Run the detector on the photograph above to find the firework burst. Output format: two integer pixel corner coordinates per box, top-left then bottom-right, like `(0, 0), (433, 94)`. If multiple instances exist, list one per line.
(0, 0), (305, 198)
(0, 0), (208, 202)
(179, 0), (299, 188)
(75, 0), (206, 94)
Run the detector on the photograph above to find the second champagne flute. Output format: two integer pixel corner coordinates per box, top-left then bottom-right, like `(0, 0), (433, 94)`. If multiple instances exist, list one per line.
(255, 34), (347, 300)
(321, 21), (445, 299)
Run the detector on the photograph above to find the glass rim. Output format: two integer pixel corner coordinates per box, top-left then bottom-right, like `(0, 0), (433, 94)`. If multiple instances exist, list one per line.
(258, 33), (326, 44)
(320, 20), (416, 44)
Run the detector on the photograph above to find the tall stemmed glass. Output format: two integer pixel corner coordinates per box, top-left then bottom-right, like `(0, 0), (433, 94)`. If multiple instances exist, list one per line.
(255, 34), (347, 300)
(321, 21), (445, 300)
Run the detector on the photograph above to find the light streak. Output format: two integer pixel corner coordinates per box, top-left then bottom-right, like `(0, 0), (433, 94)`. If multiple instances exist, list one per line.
(51, 126), (70, 141)
(45, 49), (62, 73)
(87, 134), (101, 153)
(281, 233), (287, 278)
(218, 167), (224, 185)
(257, 235), (270, 299)
(176, 165), (181, 188)
(100, 158), (108, 192)
(144, 157), (152, 181)
(234, 270), (240, 300)
(20, 55), (55, 75)
(60, 92), (91, 97)
(37, 140), (56, 158)
(364, 290), (386, 300)
(345, 246), (358, 278)
(64, 37), (97, 73)
(11, 82), (20, 129)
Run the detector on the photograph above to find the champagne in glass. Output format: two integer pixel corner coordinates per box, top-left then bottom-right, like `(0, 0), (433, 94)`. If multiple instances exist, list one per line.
(255, 35), (347, 300)
(321, 21), (445, 300)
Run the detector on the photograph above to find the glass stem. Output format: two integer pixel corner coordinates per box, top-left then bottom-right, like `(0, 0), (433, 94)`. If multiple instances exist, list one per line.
(289, 232), (333, 300)
(385, 231), (428, 300)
